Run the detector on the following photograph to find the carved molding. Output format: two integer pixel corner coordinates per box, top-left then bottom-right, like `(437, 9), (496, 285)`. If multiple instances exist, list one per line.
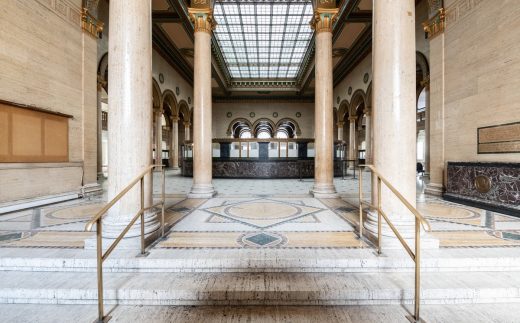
(36, 0), (82, 27)
(445, 0), (484, 28)
(422, 8), (445, 39)
(310, 8), (339, 33)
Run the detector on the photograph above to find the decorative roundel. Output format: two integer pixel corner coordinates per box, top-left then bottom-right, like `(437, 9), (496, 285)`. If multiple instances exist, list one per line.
(273, 112), (279, 118)
(226, 112), (232, 118)
(176, 86), (180, 95)
(363, 72), (369, 84)
(348, 86), (352, 95)
(295, 112), (301, 118)
(188, 97), (191, 104)
(337, 96), (340, 104)
(158, 73), (164, 84)
(249, 112), (256, 118)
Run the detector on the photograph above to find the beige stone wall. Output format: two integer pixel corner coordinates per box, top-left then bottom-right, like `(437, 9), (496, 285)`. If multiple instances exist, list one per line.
(428, 0), (520, 189)
(333, 55), (372, 111)
(0, 0), (97, 203)
(213, 102), (314, 138)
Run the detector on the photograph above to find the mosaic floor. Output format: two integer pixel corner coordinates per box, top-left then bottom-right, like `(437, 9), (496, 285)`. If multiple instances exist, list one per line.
(1, 173), (520, 250)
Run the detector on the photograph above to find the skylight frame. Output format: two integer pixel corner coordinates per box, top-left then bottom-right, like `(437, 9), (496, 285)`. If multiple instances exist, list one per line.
(213, 0), (314, 80)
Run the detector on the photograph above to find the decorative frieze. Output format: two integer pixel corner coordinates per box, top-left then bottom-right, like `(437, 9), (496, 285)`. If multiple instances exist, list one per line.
(445, 0), (484, 28)
(35, 0), (82, 27)
(81, 8), (103, 38)
(422, 8), (445, 39)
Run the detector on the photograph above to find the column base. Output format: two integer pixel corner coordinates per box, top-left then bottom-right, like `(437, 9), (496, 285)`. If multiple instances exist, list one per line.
(310, 183), (338, 199)
(363, 211), (439, 249)
(85, 209), (162, 250)
(188, 183), (217, 199)
(425, 182), (444, 196)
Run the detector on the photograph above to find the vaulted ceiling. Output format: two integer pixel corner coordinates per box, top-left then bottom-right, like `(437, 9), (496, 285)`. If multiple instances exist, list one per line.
(151, 0), (373, 100)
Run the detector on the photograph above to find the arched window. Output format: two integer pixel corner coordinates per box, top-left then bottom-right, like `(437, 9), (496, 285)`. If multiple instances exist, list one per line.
(257, 130), (272, 139)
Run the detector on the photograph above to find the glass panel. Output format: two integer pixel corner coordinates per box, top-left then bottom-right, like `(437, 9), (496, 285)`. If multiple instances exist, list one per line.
(213, 0), (313, 80)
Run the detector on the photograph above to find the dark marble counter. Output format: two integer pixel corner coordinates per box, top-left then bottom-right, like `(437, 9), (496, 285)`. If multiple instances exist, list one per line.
(444, 162), (520, 217)
(182, 158), (346, 179)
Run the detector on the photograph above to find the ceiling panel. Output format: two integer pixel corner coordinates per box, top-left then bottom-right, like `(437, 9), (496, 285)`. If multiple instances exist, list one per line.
(334, 23), (367, 49)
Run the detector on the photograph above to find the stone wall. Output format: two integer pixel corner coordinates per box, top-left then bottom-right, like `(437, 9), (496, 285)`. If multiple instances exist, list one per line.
(428, 0), (520, 193)
(0, 0), (97, 203)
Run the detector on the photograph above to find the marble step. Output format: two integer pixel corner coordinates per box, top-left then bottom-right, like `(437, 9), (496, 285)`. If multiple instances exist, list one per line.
(1, 271), (520, 305)
(1, 248), (520, 273)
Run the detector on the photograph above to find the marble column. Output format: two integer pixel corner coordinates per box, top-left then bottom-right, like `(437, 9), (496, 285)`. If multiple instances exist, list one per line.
(184, 122), (191, 141)
(96, 85), (103, 179)
(155, 110), (163, 166)
(171, 116), (180, 169)
(424, 79), (431, 176)
(337, 122), (344, 141)
(310, 6), (338, 198)
(188, 6), (216, 198)
(101, 0), (159, 247)
(348, 116), (357, 167)
(364, 0), (437, 248)
(364, 108), (372, 164)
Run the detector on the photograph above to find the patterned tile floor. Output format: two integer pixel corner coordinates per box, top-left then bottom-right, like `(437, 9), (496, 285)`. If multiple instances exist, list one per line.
(1, 171), (520, 249)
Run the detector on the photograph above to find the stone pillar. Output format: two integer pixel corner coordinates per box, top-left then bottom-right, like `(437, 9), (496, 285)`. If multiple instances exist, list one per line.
(171, 116), (180, 169)
(348, 116), (357, 167)
(310, 4), (338, 198)
(184, 121), (191, 141)
(188, 4), (216, 198)
(364, 0), (437, 248)
(102, 0), (159, 246)
(364, 108), (372, 164)
(96, 84), (103, 178)
(337, 121), (344, 141)
(423, 78), (431, 176)
(155, 110), (163, 166)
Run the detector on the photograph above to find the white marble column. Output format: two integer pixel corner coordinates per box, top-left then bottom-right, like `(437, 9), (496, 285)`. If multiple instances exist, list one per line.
(337, 122), (344, 141)
(102, 0), (159, 246)
(310, 6), (338, 198)
(348, 116), (357, 167)
(184, 122), (191, 141)
(171, 116), (180, 169)
(188, 7), (216, 198)
(96, 85), (103, 178)
(364, 108), (372, 164)
(424, 80), (431, 176)
(155, 110), (163, 166)
(364, 0), (437, 248)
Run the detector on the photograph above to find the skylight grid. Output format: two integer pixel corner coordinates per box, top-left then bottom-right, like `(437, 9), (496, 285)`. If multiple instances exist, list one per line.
(214, 0), (313, 79)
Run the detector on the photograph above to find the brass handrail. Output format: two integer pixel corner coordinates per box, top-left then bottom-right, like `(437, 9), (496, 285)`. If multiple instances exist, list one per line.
(358, 164), (431, 323)
(85, 164), (166, 323)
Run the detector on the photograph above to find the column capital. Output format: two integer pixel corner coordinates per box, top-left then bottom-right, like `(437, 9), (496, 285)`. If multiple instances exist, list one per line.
(171, 116), (180, 122)
(336, 121), (345, 128)
(310, 8), (339, 33)
(348, 116), (357, 123)
(188, 8), (216, 34)
(363, 107), (371, 116)
(183, 121), (191, 127)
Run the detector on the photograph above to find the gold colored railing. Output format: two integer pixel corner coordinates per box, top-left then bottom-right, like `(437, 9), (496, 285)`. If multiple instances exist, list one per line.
(85, 165), (166, 323)
(358, 165), (431, 323)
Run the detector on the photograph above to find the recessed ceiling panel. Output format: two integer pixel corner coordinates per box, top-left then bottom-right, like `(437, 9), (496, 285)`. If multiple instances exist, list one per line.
(213, 0), (314, 79)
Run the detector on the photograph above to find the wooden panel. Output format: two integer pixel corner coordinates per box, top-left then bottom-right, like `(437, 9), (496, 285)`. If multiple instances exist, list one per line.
(478, 122), (520, 154)
(0, 110), (8, 156)
(44, 118), (68, 157)
(12, 112), (42, 156)
(0, 102), (69, 162)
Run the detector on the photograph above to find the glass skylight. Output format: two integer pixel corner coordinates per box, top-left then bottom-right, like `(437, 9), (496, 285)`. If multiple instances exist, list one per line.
(213, 0), (314, 79)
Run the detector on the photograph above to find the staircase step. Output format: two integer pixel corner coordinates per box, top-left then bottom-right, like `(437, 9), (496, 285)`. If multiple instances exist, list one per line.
(1, 248), (520, 273)
(1, 271), (519, 305)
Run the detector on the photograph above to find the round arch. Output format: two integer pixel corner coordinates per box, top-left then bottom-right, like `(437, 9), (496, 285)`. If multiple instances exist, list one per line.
(349, 89), (367, 117)
(162, 90), (178, 118)
(178, 100), (191, 123)
(97, 52), (108, 93)
(227, 118), (253, 137)
(152, 78), (162, 110)
(252, 118), (276, 138)
(275, 118), (301, 137)
(337, 100), (350, 123)
(416, 51), (430, 97)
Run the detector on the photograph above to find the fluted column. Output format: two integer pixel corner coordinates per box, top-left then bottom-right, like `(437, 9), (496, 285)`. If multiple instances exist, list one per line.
(188, 4), (216, 198)
(310, 5), (338, 198)
(101, 0), (159, 247)
(364, 0), (438, 248)
(171, 116), (179, 169)
(348, 116), (357, 167)
(155, 110), (163, 166)
(364, 108), (372, 164)
(337, 122), (344, 141)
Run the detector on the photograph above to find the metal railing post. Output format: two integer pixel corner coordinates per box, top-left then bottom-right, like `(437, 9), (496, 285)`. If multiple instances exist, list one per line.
(358, 167), (363, 238)
(140, 178), (145, 255)
(96, 218), (104, 323)
(415, 217), (421, 322)
(377, 177), (382, 255)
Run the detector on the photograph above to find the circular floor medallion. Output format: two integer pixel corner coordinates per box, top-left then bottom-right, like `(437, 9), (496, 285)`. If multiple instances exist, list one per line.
(417, 203), (480, 220)
(225, 202), (300, 221)
(46, 203), (105, 220)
